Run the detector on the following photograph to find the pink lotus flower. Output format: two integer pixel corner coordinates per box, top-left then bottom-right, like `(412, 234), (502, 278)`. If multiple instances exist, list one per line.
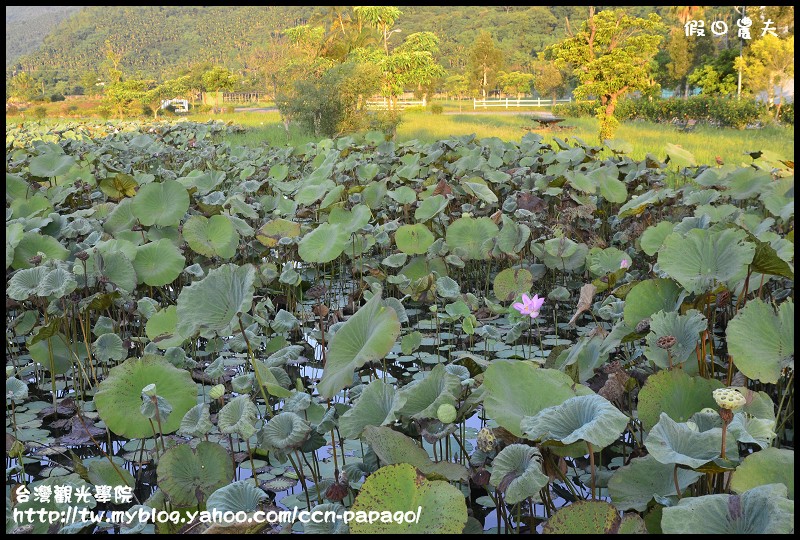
(513, 293), (545, 319)
(620, 259), (630, 269)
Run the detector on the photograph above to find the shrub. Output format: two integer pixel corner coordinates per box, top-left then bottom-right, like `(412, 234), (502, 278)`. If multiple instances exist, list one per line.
(195, 104), (213, 114)
(6, 104), (20, 116)
(50, 93), (65, 102)
(32, 106), (48, 119)
(429, 103), (444, 115)
(225, 105), (235, 114)
(553, 101), (596, 118)
(777, 103), (793, 124)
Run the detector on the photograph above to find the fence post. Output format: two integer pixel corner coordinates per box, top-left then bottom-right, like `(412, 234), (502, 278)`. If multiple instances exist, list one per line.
(473, 98), (476, 110)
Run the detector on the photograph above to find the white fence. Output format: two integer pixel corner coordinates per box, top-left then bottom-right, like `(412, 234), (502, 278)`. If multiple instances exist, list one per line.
(160, 99), (189, 113)
(365, 97), (427, 110)
(473, 97), (572, 109)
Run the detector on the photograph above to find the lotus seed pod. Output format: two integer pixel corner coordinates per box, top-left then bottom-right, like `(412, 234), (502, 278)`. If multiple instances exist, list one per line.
(635, 317), (651, 334)
(712, 388), (746, 410)
(700, 407), (717, 414)
(141, 383), (157, 397)
(477, 427), (496, 453)
(209, 384), (225, 400)
(656, 335), (677, 349)
(437, 403), (457, 424)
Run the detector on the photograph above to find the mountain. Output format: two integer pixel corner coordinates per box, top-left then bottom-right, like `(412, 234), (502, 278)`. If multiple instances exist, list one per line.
(6, 6), (83, 68)
(9, 6), (671, 94)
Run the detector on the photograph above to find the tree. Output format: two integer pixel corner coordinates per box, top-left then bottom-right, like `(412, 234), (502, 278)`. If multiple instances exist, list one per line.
(101, 79), (149, 119)
(547, 8), (665, 140)
(497, 71), (533, 99)
(79, 70), (102, 97)
(353, 6), (402, 55)
(8, 72), (38, 101)
(201, 66), (237, 110)
(688, 49), (739, 97)
(393, 32), (447, 102)
(141, 75), (190, 119)
(466, 31), (504, 99)
(736, 35), (794, 118)
(532, 54), (567, 106)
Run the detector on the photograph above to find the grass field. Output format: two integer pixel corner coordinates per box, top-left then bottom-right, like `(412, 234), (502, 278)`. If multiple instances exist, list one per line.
(7, 102), (793, 166)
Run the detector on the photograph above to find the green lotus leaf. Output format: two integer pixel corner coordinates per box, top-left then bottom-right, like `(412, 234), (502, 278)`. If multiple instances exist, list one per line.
(178, 404), (213, 438)
(255, 219), (300, 247)
(622, 278), (681, 327)
(177, 169), (225, 194)
(298, 223), (349, 263)
(87, 458), (135, 490)
(206, 480), (266, 514)
(11, 193), (52, 219)
(608, 454), (703, 511)
(661, 484), (794, 534)
(520, 394), (629, 450)
(644, 309), (707, 371)
(564, 170), (597, 193)
(317, 292), (401, 400)
(640, 221), (676, 256)
(176, 263), (255, 338)
(253, 361), (293, 398)
(361, 178), (387, 208)
(99, 173), (139, 200)
(339, 380), (402, 439)
(747, 231), (794, 279)
(483, 362), (593, 438)
(259, 411), (311, 451)
(496, 215), (531, 255)
(664, 143), (697, 168)
(554, 335), (612, 383)
(94, 355), (198, 439)
(395, 223), (435, 255)
(414, 194), (448, 222)
(689, 410), (776, 450)
(759, 176), (793, 221)
(645, 412), (737, 469)
(489, 444), (548, 504)
(585, 247), (630, 278)
(146, 305), (187, 349)
(92, 333), (126, 364)
(617, 188), (675, 219)
(11, 231), (69, 270)
(637, 369), (723, 431)
(463, 180), (498, 204)
(6, 222), (25, 268)
(8, 266), (49, 300)
(296, 179), (335, 206)
(157, 441), (233, 507)
(28, 333), (74, 375)
(13, 474), (96, 534)
(726, 299), (793, 384)
(39, 267), (78, 298)
(589, 164), (627, 203)
(132, 239), (185, 287)
(435, 276), (461, 299)
(304, 503), (349, 534)
(396, 363), (462, 420)
(533, 237), (589, 272)
(362, 426), (468, 482)
(6, 377), (28, 400)
(387, 185), (417, 205)
(350, 463), (468, 534)
(328, 204), (372, 234)
(542, 500), (622, 534)
(218, 395), (259, 439)
(658, 228), (755, 294)
(493, 267), (534, 302)
(183, 214), (239, 259)
(445, 215), (499, 260)
(730, 448), (794, 500)
(131, 180), (189, 227)
(29, 152), (77, 177)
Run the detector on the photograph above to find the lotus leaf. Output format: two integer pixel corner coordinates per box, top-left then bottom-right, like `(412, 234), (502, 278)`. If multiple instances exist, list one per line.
(176, 263), (255, 338)
(445, 215), (498, 260)
(608, 454), (703, 511)
(637, 369), (723, 431)
(520, 394), (630, 450)
(489, 444), (548, 504)
(644, 309), (707, 370)
(661, 484), (794, 534)
(298, 223), (350, 263)
(317, 292), (401, 399)
(542, 500), (622, 534)
(395, 223), (435, 255)
(206, 480), (266, 514)
(726, 299), (793, 384)
(645, 412), (737, 468)
(178, 404), (213, 438)
(94, 355), (197, 438)
(259, 411), (311, 450)
(363, 426), (468, 482)
(156, 441), (233, 506)
(131, 180), (189, 227)
(339, 380), (402, 439)
(133, 239), (185, 286)
(730, 447), (794, 500)
(350, 463), (468, 534)
(11, 231), (69, 270)
(396, 363), (462, 420)
(218, 395), (259, 439)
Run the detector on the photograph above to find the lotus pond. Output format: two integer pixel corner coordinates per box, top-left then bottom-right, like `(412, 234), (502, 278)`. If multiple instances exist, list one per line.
(5, 119), (795, 534)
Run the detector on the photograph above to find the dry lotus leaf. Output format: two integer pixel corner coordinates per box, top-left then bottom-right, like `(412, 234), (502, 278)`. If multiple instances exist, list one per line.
(568, 283), (597, 326)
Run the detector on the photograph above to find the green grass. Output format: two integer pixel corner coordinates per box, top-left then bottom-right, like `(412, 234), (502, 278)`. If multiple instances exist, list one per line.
(7, 106), (793, 166)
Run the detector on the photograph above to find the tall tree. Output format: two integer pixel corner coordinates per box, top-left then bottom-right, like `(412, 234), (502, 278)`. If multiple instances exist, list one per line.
(497, 71), (533, 99)
(532, 54), (567, 106)
(353, 6), (402, 55)
(201, 66), (237, 110)
(466, 31), (504, 99)
(547, 8), (665, 140)
(736, 35), (794, 118)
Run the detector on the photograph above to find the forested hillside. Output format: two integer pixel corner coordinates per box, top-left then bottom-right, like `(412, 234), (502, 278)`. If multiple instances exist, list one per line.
(5, 6), (83, 67)
(9, 6), (669, 93)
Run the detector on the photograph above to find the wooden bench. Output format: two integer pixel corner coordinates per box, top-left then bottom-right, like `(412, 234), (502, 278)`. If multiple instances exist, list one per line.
(523, 115), (568, 131)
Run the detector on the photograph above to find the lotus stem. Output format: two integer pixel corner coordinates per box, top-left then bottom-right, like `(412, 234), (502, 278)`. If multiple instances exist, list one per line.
(673, 464), (682, 501)
(288, 450), (312, 510)
(587, 442), (596, 500)
(245, 438), (258, 488)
